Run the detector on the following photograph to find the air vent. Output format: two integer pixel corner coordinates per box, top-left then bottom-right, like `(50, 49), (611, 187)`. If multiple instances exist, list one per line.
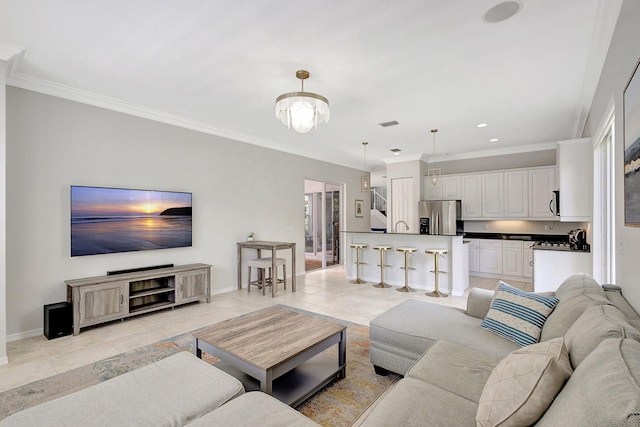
(390, 148), (402, 155)
(379, 120), (399, 127)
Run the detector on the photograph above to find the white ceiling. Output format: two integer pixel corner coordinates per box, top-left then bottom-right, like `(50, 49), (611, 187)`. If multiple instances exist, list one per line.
(0, 1), (622, 185)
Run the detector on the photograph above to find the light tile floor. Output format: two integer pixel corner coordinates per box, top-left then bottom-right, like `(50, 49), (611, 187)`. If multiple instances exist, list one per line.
(0, 266), (530, 393)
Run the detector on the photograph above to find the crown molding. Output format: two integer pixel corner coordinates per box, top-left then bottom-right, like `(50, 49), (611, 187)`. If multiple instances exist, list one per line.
(425, 142), (558, 163)
(6, 73), (358, 171)
(0, 42), (25, 77)
(571, 0), (623, 139)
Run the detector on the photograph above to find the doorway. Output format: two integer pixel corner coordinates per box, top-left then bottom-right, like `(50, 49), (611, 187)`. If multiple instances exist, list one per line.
(304, 180), (342, 272)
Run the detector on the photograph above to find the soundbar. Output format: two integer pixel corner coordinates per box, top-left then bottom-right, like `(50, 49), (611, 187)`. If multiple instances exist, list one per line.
(107, 264), (174, 276)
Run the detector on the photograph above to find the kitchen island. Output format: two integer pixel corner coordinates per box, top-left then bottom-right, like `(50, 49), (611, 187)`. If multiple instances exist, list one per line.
(343, 232), (468, 296)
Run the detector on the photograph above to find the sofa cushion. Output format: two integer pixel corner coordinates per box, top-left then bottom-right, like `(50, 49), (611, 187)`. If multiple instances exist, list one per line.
(0, 352), (245, 427)
(187, 392), (320, 426)
(536, 338), (640, 426)
(476, 337), (572, 427)
(540, 273), (610, 341)
(406, 340), (501, 403)
(565, 304), (640, 368)
(603, 285), (640, 331)
(370, 300), (519, 375)
(480, 283), (559, 346)
(360, 377), (479, 427)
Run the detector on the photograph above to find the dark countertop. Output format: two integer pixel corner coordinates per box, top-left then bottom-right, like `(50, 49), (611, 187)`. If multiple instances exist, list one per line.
(463, 232), (568, 242)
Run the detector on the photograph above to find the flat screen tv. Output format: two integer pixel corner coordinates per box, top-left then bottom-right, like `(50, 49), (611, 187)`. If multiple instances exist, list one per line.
(71, 186), (192, 257)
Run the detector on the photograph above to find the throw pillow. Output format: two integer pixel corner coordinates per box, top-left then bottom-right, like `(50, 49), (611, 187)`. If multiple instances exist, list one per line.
(476, 337), (573, 427)
(480, 282), (559, 346)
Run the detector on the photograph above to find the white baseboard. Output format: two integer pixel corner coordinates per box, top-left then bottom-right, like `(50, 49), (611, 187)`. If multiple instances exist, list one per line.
(7, 328), (42, 342)
(0, 355), (8, 366)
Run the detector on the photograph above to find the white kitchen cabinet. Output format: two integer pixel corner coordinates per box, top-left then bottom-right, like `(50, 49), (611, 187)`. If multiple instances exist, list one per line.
(425, 175), (462, 200)
(479, 239), (503, 274)
(533, 250), (592, 292)
(467, 239), (480, 272)
(502, 240), (523, 277)
(462, 175), (482, 218)
(442, 175), (462, 200)
(482, 173), (504, 218)
(504, 170), (528, 218)
(523, 241), (536, 278)
(557, 138), (592, 221)
(528, 167), (556, 218)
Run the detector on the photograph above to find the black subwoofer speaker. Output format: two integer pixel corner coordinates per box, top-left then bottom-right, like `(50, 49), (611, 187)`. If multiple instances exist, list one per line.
(44, 302), (73, 339)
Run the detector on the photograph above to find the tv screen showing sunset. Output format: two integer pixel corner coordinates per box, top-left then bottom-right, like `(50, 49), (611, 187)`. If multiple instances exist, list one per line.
(71, 186), (192, 256)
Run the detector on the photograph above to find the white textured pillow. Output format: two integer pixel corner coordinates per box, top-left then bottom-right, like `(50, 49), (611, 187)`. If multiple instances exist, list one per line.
(476, 337), (572, 427)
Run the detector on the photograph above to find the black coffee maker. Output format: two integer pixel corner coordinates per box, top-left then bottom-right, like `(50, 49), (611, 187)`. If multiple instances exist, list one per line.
(419, 218), (429, 234)
(568, 229), (587, 250)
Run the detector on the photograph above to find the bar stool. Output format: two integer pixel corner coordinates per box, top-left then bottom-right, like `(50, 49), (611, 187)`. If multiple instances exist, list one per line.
(247, 257), (286, 296)
(425, 249), (448, 298)
(372, 245), (393, 288)
(396, 247), (418, 292)
(349, 243), (368, 284)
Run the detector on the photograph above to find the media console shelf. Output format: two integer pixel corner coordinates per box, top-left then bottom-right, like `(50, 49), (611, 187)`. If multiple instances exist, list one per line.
(65, 263), (211, 335)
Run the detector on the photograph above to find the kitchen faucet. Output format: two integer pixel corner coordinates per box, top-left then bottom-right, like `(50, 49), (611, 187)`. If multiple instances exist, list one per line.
(393, 220), (410, 233)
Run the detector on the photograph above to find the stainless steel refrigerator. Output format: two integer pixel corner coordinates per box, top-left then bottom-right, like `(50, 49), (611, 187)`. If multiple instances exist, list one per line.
(418, 200), (463, 235)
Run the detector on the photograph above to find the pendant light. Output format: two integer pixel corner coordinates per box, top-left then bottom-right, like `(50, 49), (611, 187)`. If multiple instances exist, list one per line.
(361, 141), (370, 192)
(427, 129), (441, 187)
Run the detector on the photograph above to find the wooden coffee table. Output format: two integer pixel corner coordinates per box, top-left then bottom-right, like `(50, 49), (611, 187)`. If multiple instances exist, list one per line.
(193, 306), (347, 407)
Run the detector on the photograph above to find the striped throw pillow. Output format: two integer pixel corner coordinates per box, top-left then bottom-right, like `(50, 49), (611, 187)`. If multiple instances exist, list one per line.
(480, 282), (560, 346)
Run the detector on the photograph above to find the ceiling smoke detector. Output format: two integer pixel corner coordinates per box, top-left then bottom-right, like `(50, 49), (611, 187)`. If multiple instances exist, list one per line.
(483, 1), (522, 23)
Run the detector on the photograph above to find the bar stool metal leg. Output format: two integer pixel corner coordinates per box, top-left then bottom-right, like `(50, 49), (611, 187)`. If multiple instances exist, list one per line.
(350, 244), (368, 284)
(426, 249), (448, 298)
(396, 247), (417, 292)
(372, 246), (392, 288)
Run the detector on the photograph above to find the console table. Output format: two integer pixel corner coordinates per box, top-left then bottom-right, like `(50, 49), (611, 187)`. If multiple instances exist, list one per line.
(237, 241), (296, 297)
(65, 263), (211, 335)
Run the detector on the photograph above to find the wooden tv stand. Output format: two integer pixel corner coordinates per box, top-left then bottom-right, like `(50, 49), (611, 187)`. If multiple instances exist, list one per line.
(65, 263), (211, 335)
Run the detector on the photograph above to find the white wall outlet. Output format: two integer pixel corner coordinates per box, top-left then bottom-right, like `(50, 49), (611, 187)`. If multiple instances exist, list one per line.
(483, 223), (489, 230)
(544, 225), (550, 231)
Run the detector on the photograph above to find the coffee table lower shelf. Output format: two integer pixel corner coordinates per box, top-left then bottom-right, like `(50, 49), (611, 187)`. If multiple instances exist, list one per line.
(215, 353), (345, 407)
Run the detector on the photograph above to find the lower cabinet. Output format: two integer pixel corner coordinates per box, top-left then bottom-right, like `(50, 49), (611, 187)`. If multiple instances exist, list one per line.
(77, 281), (127, 326)
(479, 240), (503, 274)
(67, 263), (211, 335)
(176, 268), (211, 304)
(502, 241), (523, 277)
(468, 239), (480, 273)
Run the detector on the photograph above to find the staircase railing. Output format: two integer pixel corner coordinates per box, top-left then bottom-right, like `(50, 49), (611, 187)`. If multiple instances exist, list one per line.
(371, 188), (387, 214)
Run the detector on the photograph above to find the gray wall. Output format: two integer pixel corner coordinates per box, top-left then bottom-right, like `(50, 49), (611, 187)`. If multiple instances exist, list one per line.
(588, 0), (640, 310)
(6, 87), (369, 337)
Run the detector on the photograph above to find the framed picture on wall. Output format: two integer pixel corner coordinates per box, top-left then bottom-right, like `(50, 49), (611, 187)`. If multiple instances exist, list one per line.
(355, 199), (364, 218)
(624, 57), (640, 226)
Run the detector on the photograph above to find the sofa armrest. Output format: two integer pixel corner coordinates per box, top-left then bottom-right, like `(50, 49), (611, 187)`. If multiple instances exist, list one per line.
(466, 288), (495, 319)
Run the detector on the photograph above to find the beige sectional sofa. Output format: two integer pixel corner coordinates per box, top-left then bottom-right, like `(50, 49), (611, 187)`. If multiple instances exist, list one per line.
(4, 273), (639, 426)
(361, 273), (640, 425)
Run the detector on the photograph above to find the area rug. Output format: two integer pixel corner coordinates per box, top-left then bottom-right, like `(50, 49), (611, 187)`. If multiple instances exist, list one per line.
(0, 305), (399, 426)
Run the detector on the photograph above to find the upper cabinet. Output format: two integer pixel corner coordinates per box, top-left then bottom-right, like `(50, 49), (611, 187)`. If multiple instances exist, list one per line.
(505, 170), (529, 218)
(424, 166), (557, 220)
(557, 138), (592, 221)
(482, 172), (505, 217)
(528, 167), (556, 218)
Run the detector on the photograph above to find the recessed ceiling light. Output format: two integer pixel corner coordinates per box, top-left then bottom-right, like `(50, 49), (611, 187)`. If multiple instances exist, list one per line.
(390, 148), (402, 155)
(489, 138), (500, 142)
(483, 1), (522, 23)
(477, 123), (488, 128)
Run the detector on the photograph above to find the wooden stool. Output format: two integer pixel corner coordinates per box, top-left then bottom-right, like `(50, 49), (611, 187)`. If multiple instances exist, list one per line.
(425, 249), (448, 298)
(349, 243), (368, 284)
(247, 257), (286, 296)
(396, 247), (418, 292)
(372, 245), (393, 288)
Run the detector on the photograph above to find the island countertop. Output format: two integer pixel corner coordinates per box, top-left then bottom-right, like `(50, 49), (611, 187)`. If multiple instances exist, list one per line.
(342, 231), (468, 296)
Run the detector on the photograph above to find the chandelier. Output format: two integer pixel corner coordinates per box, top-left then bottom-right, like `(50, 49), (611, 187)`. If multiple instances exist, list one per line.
(275, 70), (330, 133)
